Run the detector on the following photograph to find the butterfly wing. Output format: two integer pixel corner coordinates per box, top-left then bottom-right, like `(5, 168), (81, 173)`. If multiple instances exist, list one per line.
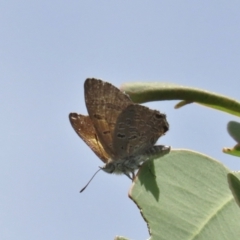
(69, 113), (110, 163)
(84, 78), (133, 158)
(112, 104), (169, 158)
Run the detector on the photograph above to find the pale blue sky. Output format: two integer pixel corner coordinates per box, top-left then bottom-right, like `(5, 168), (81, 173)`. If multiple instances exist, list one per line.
(1, 1), (240, 240)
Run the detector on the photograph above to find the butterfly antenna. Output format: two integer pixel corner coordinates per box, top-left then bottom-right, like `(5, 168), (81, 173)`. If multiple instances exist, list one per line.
(80, 168), (101, 193)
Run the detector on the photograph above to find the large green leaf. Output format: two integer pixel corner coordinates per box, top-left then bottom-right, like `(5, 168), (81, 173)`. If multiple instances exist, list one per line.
(128, 150), (240, 240)
(121, 82), (240, 117)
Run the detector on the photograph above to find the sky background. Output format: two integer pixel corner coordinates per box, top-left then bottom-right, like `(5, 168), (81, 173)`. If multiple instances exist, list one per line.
(1, 1), (240, 240)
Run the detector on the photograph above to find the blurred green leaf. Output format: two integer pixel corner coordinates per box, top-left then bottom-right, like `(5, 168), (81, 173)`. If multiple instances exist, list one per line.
(227, 121), (240, 143)
(129, 150), (240, 240)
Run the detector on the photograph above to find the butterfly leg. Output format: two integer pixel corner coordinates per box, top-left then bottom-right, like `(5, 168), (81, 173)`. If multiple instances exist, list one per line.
(131, 171), (136, 181)
(124, 171), (136, 181)
(124, 172), (133, 180)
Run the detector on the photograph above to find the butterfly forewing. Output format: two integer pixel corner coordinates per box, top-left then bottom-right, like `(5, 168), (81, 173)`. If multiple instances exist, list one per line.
(84, 78), (133, 158)
(113, 104), (169, 158)
(69, 113), (109, 163)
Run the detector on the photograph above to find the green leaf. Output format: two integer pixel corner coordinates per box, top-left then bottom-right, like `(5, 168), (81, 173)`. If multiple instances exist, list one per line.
(129, 150), (240, 240)
(223, 144), (240, 157)
(227, 121), (240, 143)
(227, 172), (240, 208)
(223, 121), (240, 157)
(121, 82), (240, 117)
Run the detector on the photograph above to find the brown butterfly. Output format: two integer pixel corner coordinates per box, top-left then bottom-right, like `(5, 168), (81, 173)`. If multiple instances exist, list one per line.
(69, 78), (170, 191)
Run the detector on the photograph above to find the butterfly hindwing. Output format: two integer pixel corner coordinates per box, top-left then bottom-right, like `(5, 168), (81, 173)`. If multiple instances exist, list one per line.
(113, 104), (169, 158)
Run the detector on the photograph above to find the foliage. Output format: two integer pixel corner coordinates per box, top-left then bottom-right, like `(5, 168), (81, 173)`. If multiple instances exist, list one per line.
(117, 83), (240, 240)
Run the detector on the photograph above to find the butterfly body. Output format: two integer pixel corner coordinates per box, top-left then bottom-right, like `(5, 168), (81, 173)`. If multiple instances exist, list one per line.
(69, 78), (170, 180)
(101, 145), (170, 179)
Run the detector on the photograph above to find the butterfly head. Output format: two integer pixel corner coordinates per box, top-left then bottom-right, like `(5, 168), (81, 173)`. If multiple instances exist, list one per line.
(100, 162), (115, 174)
